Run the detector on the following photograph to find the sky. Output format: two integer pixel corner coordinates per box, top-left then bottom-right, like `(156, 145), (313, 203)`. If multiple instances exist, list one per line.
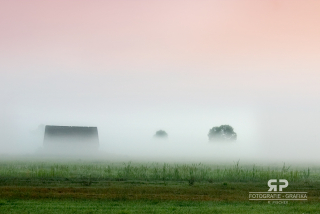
(1, 0), (320, 162)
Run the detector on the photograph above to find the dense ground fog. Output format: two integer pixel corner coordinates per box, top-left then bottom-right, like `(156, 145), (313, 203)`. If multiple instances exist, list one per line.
(1, 96), (320, 163)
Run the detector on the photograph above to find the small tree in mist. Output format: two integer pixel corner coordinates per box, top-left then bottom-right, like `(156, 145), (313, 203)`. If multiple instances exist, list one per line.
(154, 130), (168, 139)
(208, 125), (237, 142)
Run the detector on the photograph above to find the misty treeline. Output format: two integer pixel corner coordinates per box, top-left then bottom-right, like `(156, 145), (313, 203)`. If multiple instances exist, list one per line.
(154, 125), (237, 141)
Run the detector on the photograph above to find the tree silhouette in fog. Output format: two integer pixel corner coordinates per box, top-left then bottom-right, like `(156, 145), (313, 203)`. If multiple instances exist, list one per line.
(208, 125), (237, 141)
(154, 130), (168, 139)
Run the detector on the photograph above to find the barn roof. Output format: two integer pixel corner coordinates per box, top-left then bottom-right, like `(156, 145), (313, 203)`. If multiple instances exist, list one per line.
(43, 125), (99, 149)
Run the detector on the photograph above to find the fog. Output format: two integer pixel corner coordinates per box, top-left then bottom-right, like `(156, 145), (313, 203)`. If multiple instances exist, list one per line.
(1, 67), (319, 164)
(1, 1), (320, 164)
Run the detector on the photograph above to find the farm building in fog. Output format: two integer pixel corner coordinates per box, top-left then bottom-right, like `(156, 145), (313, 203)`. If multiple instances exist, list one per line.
(43, 125), (99, 154)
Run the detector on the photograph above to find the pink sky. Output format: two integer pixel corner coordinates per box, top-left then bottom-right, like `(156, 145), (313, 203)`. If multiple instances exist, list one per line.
(1, 1), (320, 96)
(1, 1), (320, 65)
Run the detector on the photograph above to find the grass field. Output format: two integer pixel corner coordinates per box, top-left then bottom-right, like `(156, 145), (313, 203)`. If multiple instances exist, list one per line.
(1, 200), (319, 214)
(0, 158), (319, 213)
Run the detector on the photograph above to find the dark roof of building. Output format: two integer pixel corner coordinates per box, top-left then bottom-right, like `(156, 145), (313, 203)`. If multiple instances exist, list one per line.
(44, 125), (99, 146)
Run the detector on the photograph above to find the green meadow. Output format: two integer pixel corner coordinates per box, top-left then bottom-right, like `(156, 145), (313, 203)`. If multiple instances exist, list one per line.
(0, 159), (319, 213)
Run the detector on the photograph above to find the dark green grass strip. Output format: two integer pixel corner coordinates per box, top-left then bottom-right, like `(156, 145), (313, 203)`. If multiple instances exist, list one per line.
(0, 199), (319, 214)
(1, 182), (319, 202)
